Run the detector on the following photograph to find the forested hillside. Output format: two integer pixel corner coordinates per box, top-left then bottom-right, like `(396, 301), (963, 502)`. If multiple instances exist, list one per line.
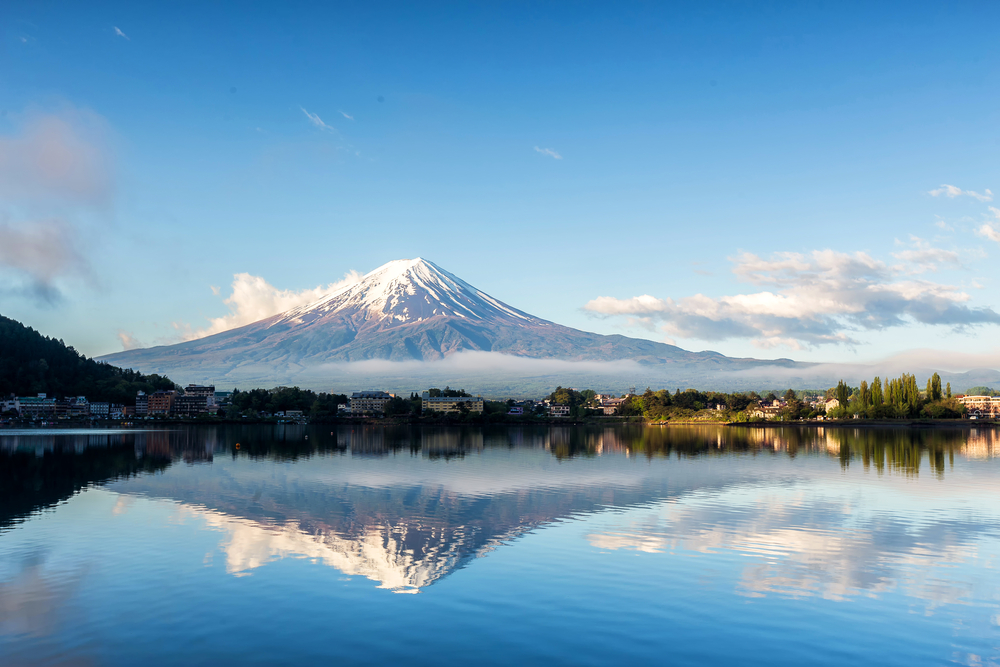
(0, 315), (176, 404)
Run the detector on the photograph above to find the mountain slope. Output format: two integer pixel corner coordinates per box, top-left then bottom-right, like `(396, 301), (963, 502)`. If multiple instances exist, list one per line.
(98, 258), (801, 388)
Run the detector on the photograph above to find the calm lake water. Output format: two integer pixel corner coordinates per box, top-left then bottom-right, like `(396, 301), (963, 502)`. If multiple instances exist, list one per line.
(2, 424), (999, 666)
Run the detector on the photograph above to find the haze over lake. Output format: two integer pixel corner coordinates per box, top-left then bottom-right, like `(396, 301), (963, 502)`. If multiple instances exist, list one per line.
(2, 424), (999, 666)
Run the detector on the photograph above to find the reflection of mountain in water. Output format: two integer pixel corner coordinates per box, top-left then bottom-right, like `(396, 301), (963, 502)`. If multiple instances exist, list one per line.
(2, 425), (995, 592)
(114, 428), (704, 592)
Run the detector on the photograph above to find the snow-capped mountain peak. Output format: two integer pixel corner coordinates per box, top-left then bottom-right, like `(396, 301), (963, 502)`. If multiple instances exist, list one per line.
(277, 258), (539, 327)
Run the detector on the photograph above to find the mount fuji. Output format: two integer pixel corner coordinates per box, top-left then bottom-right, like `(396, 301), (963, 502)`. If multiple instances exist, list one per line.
(98, 258), (805, 392)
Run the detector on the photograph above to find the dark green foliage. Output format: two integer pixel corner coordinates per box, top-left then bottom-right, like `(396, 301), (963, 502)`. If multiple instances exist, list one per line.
(427, 386), (470, 397)
(229, 387), (348, 417)
(0, 314), (176, 404)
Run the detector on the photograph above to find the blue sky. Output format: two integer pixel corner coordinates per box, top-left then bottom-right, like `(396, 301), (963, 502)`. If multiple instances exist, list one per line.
(2, 1), (999, 366)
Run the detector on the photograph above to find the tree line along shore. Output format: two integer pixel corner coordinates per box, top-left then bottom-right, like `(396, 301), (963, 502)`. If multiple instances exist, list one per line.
(2, 313), (996, 426)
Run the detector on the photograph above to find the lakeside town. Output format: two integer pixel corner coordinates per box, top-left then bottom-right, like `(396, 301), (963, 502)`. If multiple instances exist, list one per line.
(4, 374), (1000, 425)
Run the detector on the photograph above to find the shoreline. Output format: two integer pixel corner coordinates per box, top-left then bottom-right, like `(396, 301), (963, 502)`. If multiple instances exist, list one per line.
(1, 417), (994, 430)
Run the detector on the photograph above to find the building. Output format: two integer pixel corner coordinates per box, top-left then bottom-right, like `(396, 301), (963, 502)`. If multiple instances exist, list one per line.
(110, 404), (125, 419)
(822, 398), (840, 413)
(16, 394), (56, 419)
(958, 395), (1000, 419)
(56, 396), (89, 419)
(173, 394), (209, 416)
(548, 404), (570, 418)
(598, 397), (627, 416)
(350, 391), (395, 415)
(90, 402), (110, 418)
(749, 403), (782, 420)
(420, 392), (484, 414)
(507, 406), (524, 416)
(184, 385), (217, 410)
(136, 391), (149, 417)
(147, 390), (177, 416)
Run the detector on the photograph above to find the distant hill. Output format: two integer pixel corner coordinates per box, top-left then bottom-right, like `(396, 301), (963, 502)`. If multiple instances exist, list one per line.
(0, 314), (176, 404)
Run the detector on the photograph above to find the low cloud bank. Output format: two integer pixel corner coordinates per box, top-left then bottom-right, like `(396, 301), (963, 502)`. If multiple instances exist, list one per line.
(317, 351), (647, 377)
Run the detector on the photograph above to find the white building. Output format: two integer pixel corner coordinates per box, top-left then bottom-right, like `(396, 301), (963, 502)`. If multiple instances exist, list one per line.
(350, 391), (395, 415)
(548, 404), (570, 418)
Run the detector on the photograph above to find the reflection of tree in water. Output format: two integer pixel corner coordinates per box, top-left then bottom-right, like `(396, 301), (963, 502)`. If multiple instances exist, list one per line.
(822, 428), (970, 477)
(0, 436), (172, 531)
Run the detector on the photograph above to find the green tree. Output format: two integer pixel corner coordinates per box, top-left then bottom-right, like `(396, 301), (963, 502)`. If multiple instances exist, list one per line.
(871, 376), (884, 406)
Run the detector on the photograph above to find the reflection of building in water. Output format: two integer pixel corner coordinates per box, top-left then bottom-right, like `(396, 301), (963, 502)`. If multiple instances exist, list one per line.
(964, 430), (997, 459)
(421, 429), (484, 456)
(341, 427), (389, 454)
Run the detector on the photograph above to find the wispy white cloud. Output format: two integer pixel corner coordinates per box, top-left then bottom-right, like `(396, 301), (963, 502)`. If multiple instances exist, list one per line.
(584, 248), (1000, 350)
(116, 330), (144, 351)
(339, 110), (354, 120)
(534, 146), (562, 160)
(113, 26), (129, 40)
(300, 107), (336, 132)
(976, 207), (1000, 244)
(890, 236), (962, 274)
(928, 184), (993, 202)
(179, 270), (363, 341)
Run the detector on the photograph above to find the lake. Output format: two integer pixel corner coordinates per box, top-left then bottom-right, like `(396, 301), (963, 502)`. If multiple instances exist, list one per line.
(1, 424), (999, 666)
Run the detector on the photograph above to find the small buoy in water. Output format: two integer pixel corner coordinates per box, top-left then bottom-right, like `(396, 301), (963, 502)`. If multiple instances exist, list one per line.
(235, 443), (240, 449)
(305, 435), (308, 440)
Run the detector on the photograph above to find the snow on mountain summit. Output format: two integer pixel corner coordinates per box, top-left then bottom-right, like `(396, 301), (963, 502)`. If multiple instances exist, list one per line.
(277, 258), (540, 328)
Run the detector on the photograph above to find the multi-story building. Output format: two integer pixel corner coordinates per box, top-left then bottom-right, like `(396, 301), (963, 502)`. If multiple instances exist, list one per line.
(350, 391), (395, 415)
(184, 385), (216, 411)
(958, 395), (1000, 419)
(173, 394), (208, 416)
(147, 390), (177, 416)
(54, 396), (89, 419)
(421, 392), (484, 415)
(110, 404), (125, 419)
(90, 402), (110, 418)
(136, 391), (149, 417)
(548, 404), (570, 418)
(598, 397), (627, 415)
(16, 394), (57, 419)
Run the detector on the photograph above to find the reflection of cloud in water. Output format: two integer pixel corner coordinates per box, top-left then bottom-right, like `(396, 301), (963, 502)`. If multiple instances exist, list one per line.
(175, 503), (503, 593)
(588, 486), (996, 606)
(0, 553), (85, 638)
